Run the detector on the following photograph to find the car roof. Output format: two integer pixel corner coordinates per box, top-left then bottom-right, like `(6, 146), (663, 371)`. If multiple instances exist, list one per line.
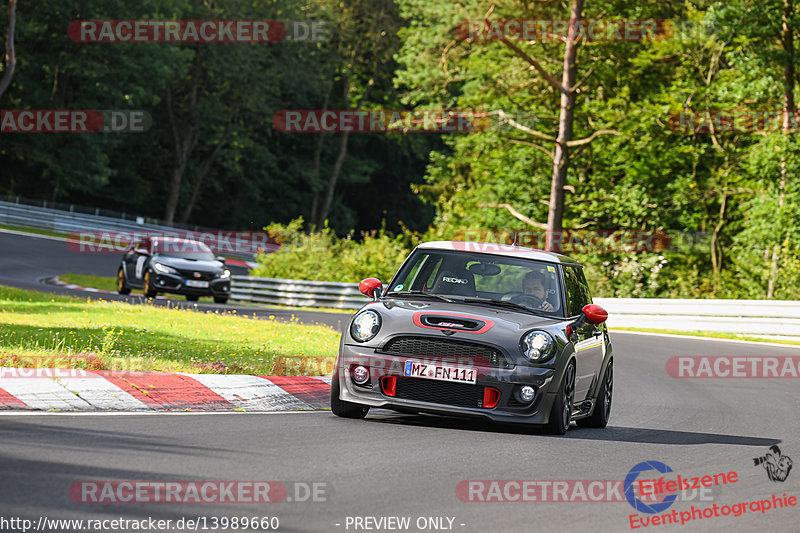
(416, 241), (581, 265)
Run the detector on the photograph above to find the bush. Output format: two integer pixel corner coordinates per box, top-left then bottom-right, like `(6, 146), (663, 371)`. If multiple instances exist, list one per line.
(251, 218), (415, 282)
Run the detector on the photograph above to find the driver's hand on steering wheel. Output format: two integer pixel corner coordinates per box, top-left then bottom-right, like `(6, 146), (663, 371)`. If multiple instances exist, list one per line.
(539, 300), (554, 312)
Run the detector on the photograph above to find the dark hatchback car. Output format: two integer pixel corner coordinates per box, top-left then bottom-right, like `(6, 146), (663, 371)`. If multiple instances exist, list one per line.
(331, 241), (613, 434)
(116, 236), (231, 303)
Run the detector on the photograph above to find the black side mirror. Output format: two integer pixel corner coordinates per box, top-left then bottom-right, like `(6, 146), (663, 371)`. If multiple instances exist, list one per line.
(216, 256), (226, 264)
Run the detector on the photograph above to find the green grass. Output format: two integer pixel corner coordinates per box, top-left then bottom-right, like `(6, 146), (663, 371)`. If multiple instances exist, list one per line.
(60, 273), (118, 292)
(0, 285), (341, 375)
(611, 327), (800, 346)
(0, 223), (69, 239)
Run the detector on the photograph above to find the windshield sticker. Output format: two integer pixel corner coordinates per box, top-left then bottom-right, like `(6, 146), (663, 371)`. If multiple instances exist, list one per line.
(394, 284), (404, 291)
(547, 266), (556, 272)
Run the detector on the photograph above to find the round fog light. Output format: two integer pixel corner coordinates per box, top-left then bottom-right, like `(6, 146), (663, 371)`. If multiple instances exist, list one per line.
(517, 385), (535, 403)
(352, 365), (369, 384)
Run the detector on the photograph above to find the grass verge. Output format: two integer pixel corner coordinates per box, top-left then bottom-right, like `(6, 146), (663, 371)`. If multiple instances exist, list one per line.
(60, 273), (118, 292)
(0, 285), (340, 375)
(0, 223), (69, 239)
(611, 327), (800, 346)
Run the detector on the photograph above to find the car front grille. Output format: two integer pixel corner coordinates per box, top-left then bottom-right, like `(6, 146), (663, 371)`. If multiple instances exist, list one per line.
(380, 336), (513, 368)
(177, 269), (216, 281)
(393, 377), (485, 408)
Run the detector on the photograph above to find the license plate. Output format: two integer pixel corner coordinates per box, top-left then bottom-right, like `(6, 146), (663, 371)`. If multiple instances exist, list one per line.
(403, 360), (477, 384)
(185, 280), (209, 288)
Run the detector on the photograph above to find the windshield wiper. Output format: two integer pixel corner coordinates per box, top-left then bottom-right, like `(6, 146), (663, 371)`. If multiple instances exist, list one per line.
(385, 291), (454, 303)
(461, 298), (553, 318)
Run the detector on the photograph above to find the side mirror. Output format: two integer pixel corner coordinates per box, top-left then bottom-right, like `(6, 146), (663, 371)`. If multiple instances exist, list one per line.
(359, 278), (383, 300)
(582, 304), (608, 325)
(134, 248), (148, 255)
(216, 256), (226, 264)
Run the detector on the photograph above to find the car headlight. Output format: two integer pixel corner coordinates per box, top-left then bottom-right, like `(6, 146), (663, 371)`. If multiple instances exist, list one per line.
(219, 269), (231, 279)
(152, 262), (177, 275)
(351, 310), (381, 342)
(520, 331), (555, 361)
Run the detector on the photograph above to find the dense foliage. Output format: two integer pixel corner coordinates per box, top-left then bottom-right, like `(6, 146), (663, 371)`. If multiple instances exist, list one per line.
(3, 0), (800, 298)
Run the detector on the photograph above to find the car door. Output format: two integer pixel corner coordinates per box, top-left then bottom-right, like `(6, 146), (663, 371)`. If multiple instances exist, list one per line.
(124, 238), (150, 287)
(562, 264), (603, 402)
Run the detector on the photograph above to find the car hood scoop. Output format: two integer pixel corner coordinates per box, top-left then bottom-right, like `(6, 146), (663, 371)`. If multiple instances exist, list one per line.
(417, 314), (488, 333)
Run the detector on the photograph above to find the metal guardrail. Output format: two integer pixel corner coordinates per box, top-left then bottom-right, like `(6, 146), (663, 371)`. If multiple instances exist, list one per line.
(0, 199), (257, 261)
(595, 298), (800, 337)
(228, 276), (800, 336)
(230, 276), (369, 309)
(0, 199), (196, 235)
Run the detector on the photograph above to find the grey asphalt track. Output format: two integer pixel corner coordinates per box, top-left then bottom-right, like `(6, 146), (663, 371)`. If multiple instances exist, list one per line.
(1, 333), (799, 532)
(0, 229), (352, 331)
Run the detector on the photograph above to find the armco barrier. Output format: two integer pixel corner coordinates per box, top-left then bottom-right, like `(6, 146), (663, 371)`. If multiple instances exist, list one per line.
(594, 298), (800, 336)
(228, 277), (800, 336)
(230, 275), (369, 309)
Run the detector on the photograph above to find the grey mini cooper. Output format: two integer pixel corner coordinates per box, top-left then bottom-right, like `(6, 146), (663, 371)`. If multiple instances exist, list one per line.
(330, 241), (613, 434)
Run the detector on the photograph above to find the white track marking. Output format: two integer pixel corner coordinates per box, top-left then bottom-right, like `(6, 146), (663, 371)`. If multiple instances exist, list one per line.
(0, 378), (93, 410)
(55, 376), (151, 411)
(610, 329), (800, 349)
(181, 373), (313, 411)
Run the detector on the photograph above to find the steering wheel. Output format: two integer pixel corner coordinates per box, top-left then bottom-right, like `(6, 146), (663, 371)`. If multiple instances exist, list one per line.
(505, 292), (545, 309)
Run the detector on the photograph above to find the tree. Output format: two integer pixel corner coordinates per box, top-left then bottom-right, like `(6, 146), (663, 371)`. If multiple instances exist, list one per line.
(0, 0), (16, 100)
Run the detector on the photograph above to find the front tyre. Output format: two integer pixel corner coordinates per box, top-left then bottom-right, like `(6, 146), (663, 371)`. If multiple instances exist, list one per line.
(116, 268), (131, 295)
(545, 361), (575, 435)
(330, 374), (369, 419)
(578, 359), (612, 428)
(142, 271), (158, 298)
(213, 297), (228, 304)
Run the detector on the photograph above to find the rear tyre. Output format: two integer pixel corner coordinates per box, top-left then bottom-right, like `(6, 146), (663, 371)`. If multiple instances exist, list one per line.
(142, 271), (158, 298)
(213, 297), (228, 304)
(545, 361), (575, 435)
(330, 374), (369, 419)
(578, 359), (612, 429)
(116, 268), (131, 295)
(186, 295), (199, 302)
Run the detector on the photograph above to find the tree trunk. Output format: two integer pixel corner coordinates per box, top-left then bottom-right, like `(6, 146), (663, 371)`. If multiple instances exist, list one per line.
(768, 0), (795, 298)
(309, 74), (334, 230)
(710, 188), (727, 290)
(315, 77), (353, 228)
(178, 130), (229, 225)
(545, 0), (584, 251)
(0, 0), (16, 100)
(316, 128), (350, 228)
(163, 86), (199, 226)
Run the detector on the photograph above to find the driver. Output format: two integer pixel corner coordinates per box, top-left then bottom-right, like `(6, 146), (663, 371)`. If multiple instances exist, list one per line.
(522, 270), (555, 312)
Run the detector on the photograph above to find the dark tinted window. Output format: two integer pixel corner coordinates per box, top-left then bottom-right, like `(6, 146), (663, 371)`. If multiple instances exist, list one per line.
(563, 265), (592, 317)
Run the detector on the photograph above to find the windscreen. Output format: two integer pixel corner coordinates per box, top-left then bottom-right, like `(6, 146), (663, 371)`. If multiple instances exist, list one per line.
(152, 238), (216, 261)
(388, 249), (563, 316)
